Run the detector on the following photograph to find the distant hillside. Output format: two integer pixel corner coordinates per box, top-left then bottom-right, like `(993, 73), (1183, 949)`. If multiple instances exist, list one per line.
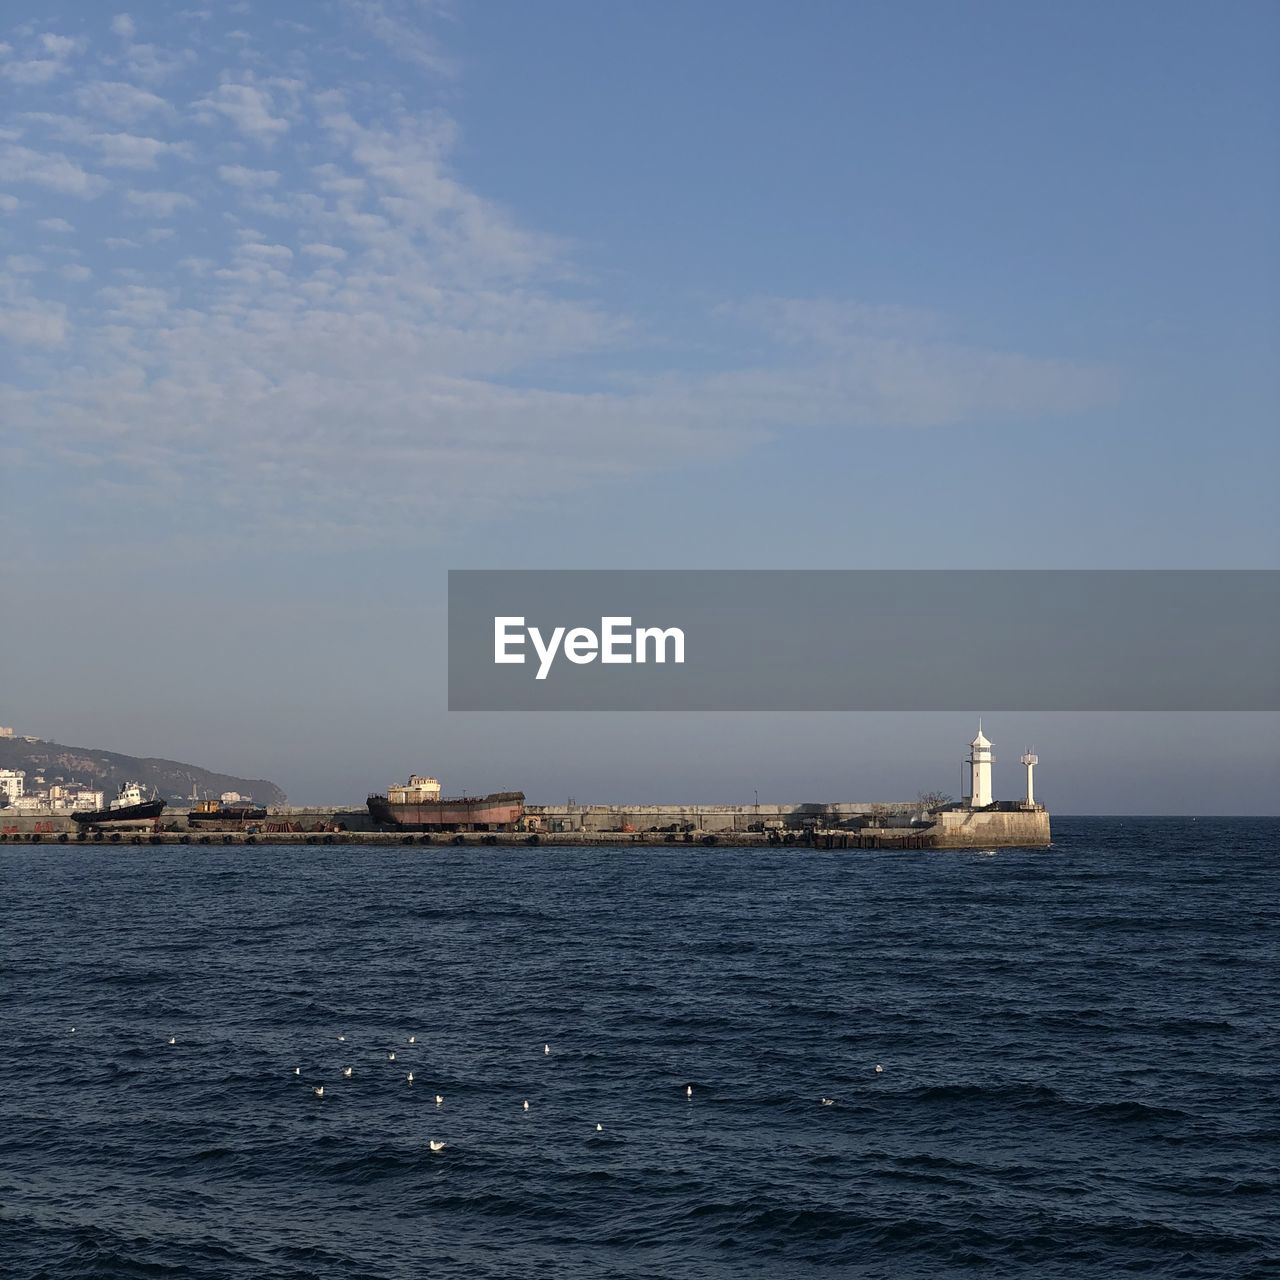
(0, 738), (286, 807)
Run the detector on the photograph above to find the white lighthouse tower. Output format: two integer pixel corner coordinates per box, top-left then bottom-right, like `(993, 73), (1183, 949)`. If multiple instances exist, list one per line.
(1020, 750), (1039, 807)
(968, 722), (994, 808)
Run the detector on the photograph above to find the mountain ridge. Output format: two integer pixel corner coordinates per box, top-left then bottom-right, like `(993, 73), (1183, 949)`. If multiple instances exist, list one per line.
(0, 737), (286, 806)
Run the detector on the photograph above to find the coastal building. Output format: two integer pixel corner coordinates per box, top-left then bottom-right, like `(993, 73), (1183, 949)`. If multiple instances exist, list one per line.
(3, 777), (104, 814)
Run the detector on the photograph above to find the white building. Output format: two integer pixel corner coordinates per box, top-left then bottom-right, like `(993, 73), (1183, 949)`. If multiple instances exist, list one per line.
(49, 786), (104, 812)
(0, 768), (24, 803)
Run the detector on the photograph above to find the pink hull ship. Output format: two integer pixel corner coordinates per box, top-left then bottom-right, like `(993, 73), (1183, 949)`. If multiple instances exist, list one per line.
(367, 775), (524, 830)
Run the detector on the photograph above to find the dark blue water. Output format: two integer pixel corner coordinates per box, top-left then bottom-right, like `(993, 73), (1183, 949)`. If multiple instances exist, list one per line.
(2, 818), (1277, 1278)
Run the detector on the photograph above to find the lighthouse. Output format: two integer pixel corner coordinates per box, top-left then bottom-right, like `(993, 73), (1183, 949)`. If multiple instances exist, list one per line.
(1020, 751), (1039, 807)
(968, 722), (994, 808)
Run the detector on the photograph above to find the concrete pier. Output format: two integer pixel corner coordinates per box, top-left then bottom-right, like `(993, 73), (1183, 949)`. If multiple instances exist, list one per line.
(0, 805), (1051, 850)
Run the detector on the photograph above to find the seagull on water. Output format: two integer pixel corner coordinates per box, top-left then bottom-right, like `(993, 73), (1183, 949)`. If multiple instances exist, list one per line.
(820, 1097), (835, 1106)
(408, 1035), (416, 1044)
(686, 1084), (693, 1098)
(337, 1034), (345, 1042)
(313, 1085), (325, 1098)
(428, 1140), (446, 1153)
(406, 1072), (414, 1085)
(595, 1123), (603, 1132)
(522, 1100), (529, 1111)
(435, 1094), (444, 1105)
(167, 1036), (176, 1046)
(293, 1066), (301, 1076)
(70, 1027), (76, 1033)
(342, 1066), (353, 1078)
(544, 1044), (550, 1055)
(874, 1064), (884, 1074)
(388, 1051), (396, 1061)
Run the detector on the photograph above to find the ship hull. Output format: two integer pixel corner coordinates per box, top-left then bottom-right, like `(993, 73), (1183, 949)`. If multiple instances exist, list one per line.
(188, 806), (267, 829)
(71, 799), (166, 827)
(367, 792), (524, 830)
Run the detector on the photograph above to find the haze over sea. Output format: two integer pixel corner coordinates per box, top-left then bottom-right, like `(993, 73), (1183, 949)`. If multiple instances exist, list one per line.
(2, 817), (1276, 1279)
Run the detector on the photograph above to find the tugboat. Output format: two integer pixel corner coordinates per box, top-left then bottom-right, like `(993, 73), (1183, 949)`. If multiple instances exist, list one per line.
(71, 781), (165, 828)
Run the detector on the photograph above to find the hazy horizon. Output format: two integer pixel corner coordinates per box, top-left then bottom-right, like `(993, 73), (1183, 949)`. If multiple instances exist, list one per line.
(6, 711), (1278, 818)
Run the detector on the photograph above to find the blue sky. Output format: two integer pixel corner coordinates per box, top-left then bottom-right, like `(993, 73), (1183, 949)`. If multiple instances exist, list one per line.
(2, 1), (1277, 809)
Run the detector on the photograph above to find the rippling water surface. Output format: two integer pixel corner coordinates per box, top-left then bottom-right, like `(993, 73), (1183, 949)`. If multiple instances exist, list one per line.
(2, 817), (1277, 1278)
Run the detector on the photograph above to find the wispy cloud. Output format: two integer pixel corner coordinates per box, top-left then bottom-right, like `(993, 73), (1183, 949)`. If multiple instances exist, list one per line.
(1, 142), (106, 196)
(123, 188), (195, 217)
(1, 31), (86, 84)
(217, 163), (279, 188)
(0, 269), (67, 344)
(97, 131), (187, 168)
(1, 3), (1116, 551)
(74, 80), (168, 123)
(341, 0), (456, 77)
(193, 79), (290, 142)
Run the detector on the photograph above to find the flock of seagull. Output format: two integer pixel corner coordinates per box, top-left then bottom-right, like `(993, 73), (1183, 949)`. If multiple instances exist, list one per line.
(293, 1038), (611, 1151)
(71, 1026), (885, 1154)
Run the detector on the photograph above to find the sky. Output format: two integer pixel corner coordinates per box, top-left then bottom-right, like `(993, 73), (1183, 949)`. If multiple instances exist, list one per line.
(2, 1), (1277, 811)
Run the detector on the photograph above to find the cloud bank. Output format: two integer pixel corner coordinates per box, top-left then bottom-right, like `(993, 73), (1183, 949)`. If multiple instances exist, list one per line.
(0, 6), (1115, 545)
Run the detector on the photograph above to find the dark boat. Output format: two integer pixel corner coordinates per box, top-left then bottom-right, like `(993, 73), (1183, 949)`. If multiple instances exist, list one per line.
(71, 781), (165, 827)
(188, 800), (268, 829)
(368, 774), (524, 830)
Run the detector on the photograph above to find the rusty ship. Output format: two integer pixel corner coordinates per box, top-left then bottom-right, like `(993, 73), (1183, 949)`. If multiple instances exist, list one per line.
(188, 798), (268, 830)
(367, 774), (525, 831)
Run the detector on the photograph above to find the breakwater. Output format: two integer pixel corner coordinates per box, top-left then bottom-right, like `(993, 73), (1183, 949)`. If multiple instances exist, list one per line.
(0, 806), (1050, 850)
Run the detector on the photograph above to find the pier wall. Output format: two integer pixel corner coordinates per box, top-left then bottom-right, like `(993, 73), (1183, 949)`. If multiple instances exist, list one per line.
(524, 802), (909, 834)
(929, 807), (1051, 848)
(0, 803), (1051, 848)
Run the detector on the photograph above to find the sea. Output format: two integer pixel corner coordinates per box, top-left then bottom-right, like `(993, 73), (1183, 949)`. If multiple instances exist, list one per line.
(1, 817), (1276, 1279)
